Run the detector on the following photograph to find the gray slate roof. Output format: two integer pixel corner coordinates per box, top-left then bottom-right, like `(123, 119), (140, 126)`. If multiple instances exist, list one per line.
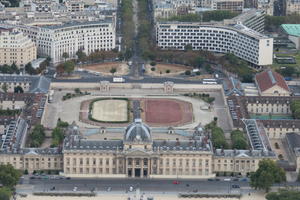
(0, 74), (51, 93)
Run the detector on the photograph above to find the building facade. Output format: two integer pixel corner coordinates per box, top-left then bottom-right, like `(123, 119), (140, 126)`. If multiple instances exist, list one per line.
(62, 119), (215, 178)
(8, 20), (115, 64)
(212, 0), (244, 12)
(156, 22), (273, 66)
(0, 28), (36, 67)
(286, 0), (300, 15)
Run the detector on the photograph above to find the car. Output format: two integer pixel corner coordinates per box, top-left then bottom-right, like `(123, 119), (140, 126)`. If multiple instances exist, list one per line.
(224, 178), (231, 181)
(233, 178), (239, 181)
(214, 178), (220, 181)
(30, 176), (35, 179)
(231, 184), (240, 188)
(73, 187), (78, 192)
(107, 187), (111, 192)
(172, 180), (180, 184)
(50, 186), (56, 191)
(240, 178), (248, 182)
(129, 186), (133, 192)
(207, 178), (214, 181)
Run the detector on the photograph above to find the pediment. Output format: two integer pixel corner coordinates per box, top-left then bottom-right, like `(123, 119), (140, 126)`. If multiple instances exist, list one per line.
(125, 149), (151, 156)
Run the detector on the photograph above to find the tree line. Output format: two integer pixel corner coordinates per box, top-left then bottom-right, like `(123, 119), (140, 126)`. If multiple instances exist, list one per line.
(164, 10), (239, 22)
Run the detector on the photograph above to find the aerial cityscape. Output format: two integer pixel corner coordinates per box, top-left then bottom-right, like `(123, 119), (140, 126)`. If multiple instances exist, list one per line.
(0, 0), (300, 200)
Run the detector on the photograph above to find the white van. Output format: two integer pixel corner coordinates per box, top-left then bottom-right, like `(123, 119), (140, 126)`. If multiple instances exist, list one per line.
(113, 77), (125, 83)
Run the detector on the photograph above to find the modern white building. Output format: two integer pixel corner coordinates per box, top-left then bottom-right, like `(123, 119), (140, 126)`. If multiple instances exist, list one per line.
(156, 22), (273, 66)
(9, 20), (115, 64)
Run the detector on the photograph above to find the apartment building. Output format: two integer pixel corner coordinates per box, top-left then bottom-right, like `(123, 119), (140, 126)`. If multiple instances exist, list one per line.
(65, 0), (84, 12)
(0, 28), (36, 67)
(212, 0), (244, 12)
(156, 22), (273, 66)
(286, 0), (300, 15)
(257, 0), (274, 15)
(13, 20), (115, 64)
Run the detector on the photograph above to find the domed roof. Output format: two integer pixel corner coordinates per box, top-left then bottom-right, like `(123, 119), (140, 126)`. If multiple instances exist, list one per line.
(124, 119), (151, 143)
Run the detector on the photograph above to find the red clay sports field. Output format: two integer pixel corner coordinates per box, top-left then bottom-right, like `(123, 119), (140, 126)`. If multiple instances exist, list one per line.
(142, 99), (193, 126)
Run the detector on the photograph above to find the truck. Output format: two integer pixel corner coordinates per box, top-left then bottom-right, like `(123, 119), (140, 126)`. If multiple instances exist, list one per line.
(113, 77), (125, 83)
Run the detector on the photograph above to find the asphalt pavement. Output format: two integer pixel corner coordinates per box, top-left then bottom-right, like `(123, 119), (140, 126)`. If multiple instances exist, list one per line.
(20, 177), (251, 194)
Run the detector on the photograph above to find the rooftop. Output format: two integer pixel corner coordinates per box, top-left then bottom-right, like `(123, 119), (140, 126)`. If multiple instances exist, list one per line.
(255, 70), (290, 93)
(42, 19), (113, 30)
(281, 24), (300, 37)
(286, 132), (300, 152)
(0, 74), (50, 94)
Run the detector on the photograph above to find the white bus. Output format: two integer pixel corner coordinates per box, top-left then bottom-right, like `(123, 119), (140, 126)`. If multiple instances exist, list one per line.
(113, 77), (125, 83)
(202, 78), (217, 84)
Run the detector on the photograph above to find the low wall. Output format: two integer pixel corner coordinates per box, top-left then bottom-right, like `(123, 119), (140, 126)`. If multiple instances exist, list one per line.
(51, 82), (223, 92)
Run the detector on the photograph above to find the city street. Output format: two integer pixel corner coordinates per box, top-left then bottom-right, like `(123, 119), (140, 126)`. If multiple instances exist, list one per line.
(19, 177), (249, 194)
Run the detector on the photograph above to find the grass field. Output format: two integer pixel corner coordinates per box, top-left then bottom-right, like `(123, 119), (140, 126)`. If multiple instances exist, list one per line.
(91, 99), (128, 122)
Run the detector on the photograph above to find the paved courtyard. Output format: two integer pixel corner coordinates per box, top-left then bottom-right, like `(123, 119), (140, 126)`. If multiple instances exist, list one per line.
(42, 88), (232, 132)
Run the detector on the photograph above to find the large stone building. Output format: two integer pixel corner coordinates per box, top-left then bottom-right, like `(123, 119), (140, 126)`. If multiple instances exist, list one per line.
(62, 119), (215, 178)
(9, 20), (116, 64)
(156, 21), (273, 67)
(0, 28), (36, 67)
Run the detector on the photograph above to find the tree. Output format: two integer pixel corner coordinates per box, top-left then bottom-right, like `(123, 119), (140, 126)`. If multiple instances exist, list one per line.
(184, 44), (193, 51)
(74, 88), (81, 94)
(277, 66), (296, 77)
(0, 164), (22, 189)
(166, 69), (170, 73)
(266, 189), (300, 200)
(14, 86), (24, 93)
(51, 127), (64, 147)
(298, 170), (300, 182)
(0, 187), (11, 200)
(11, 63), (19, 74)
(62, 52), (69, 61)
(150, 61), (156, 66)
(76, 50), (87, 62)
(193, 56), (205, 68)
(231, 130), (248, 149)
(185, 70), (191, 75)
(110, 67), (117, 75)
(291, 100), (300, 119)
(250, 159), (286, 192)
(29, 124), (45, 147)
(63, 61), (75, 74)
(25, 62), (36, 75)
(1, 83), (8, 93)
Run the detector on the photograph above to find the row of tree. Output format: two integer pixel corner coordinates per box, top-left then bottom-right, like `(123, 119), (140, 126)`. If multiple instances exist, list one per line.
(291, 100), (300, 119)
(205, 121), (229, 149)
(0, 63), (20, 74)
(121, 0), (135, 59)
(51, 119), (69, 147)
(29, 124), (46, 147)
(0, 164), (22, 200)
(265, 14), (300, 32)
(137, 0), (155, 59)
(219, 53), (254, 82)
(0, 109), (20, 116)
(231, 130), (248, 149)
(165, 10), (239, 22)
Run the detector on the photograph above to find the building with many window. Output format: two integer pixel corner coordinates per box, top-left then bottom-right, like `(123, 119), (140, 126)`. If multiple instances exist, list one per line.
(156, 21), (273, 67)
(0, 28), (36, 67)
(9, 20), (115, 64)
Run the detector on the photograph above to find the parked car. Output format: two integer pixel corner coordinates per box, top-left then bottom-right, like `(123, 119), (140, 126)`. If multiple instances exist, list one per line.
(172, 180), (180, 184)
(231, 184), (240, 188)
(224, 178), (231, 181)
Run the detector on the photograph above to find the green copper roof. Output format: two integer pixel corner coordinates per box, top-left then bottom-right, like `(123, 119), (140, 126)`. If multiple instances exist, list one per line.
(281, 24), (300, 37)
